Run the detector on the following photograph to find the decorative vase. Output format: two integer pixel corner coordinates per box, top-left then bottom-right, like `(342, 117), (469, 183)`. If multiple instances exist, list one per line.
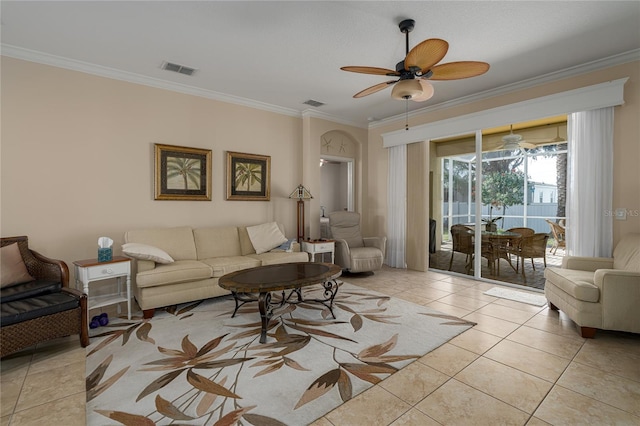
(487, 223), (497, 232)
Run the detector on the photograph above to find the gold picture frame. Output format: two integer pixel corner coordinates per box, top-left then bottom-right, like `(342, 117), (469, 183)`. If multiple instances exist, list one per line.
(154, 144), (212, 201)
(226, 151), (271, 201)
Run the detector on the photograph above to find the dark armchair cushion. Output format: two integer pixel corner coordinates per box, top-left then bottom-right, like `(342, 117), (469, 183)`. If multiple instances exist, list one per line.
(0, 280), (62, 303)
(1, 292), (79, 327)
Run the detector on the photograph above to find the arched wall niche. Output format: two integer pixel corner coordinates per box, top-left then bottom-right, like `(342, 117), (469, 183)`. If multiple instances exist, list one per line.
(318, 130), (358, 234)
(302, 113), (366, 240)
(320, 130), (358, 159)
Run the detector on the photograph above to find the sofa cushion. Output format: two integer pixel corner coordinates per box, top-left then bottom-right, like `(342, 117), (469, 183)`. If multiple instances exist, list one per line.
(613, 233), (640, 272)
(544, 267), (600, 302)
(124, 227), (197, 261)
(246, 222), (287, 254)
(136, 260), (212, 288)
(247, 251), (309, 266)
(200, 256), (261, 278)
(122, 243), (174, 264)
(1, 243), (35, 288)
(1, 291), (79, 327)
(193, 227), (242, 260)
(238, 224), (287, 255)
(0, 280), (62, 303)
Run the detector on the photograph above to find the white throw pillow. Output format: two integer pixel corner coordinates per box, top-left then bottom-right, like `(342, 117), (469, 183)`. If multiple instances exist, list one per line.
(246, 222), (287, 254)
(122, 243), (174, 264)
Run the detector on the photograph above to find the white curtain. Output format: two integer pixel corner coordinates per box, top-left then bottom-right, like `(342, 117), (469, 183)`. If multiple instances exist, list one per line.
(387, 144), (407, 268)
(566, 107), (614, 257)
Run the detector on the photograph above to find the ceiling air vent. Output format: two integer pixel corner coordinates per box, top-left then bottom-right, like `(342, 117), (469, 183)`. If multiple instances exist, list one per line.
(161, 61), (197, 76)
(303, 99), (325, 107)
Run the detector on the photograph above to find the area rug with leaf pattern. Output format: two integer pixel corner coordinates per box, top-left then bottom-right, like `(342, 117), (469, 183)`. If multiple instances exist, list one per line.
(86, 281), (475, 425)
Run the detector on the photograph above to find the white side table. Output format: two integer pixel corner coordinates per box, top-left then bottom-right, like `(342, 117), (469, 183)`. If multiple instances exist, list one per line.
(73, 256), (131, 320)
(302, 240), (335, 263)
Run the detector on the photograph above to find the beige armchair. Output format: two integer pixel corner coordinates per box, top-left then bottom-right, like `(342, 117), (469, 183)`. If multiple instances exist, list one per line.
(544, 233), (640, 338)
(328, 211), (386, 273)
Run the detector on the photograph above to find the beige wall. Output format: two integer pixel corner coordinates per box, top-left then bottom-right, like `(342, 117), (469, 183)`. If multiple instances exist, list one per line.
(0, 58), (368, 275)
(367, 61), (640, 270)
(1, 58), (308, 266)
(2, 57), (638, 276)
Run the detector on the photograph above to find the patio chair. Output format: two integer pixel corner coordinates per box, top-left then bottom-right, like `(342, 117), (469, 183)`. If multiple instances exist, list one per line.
(545, 219), (566, 255)
(504, 227), (535, 271)
(448, 225), (474, 273)
(514, 233), (549, 283)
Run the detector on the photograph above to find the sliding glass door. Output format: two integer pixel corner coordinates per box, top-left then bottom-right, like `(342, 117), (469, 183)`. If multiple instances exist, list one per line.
(430, 121), (568, 288)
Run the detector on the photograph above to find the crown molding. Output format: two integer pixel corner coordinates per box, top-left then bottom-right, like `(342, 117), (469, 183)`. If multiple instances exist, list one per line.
(301, 109), (365, 129)
(0, 44), (302, 119)
(370, 49), (640, 129)
(3, 44), (637, 130)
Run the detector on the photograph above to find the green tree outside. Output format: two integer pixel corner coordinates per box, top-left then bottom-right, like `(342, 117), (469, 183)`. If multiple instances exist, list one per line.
(481, 170), (525, 229)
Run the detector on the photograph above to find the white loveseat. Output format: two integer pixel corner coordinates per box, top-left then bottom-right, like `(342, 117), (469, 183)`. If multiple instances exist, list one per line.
(123, 223), (308, 318)
(544, 232), (640, 337)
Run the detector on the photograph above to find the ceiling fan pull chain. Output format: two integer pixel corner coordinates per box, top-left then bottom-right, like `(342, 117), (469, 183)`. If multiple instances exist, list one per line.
(405, 99), (409, 131)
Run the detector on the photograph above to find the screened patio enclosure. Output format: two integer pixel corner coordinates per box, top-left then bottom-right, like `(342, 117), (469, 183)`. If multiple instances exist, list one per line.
(429, 120), (568, 289)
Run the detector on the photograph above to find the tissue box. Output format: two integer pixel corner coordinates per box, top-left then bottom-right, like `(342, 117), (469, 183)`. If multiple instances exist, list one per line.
(98, 247), (113, 262)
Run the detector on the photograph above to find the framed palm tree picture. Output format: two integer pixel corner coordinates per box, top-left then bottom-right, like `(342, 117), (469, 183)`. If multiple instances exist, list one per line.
(226, 151), (271, 201)
(154, 144), (212, 201)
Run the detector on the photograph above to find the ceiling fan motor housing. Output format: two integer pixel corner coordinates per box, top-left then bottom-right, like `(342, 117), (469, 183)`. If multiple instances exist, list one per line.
(399, 19), (415, 34)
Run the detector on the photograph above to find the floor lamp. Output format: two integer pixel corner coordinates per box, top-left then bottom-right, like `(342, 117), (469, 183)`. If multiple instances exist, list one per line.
(289, 184), (313, 243)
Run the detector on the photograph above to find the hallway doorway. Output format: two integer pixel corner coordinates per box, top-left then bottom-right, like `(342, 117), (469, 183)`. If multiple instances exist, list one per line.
(320, 155), (354, 238)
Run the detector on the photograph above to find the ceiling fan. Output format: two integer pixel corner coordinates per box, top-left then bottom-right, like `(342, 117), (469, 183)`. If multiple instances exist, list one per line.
(341, 19), (490, 102)
(500, 125), (536, 150)
(527, 126), (567, 144)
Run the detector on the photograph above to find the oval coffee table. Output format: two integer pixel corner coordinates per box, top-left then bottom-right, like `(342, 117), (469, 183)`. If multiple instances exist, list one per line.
(219, 262), (342, 343)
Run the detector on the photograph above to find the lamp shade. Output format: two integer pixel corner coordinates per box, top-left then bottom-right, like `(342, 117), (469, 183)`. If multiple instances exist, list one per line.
(391, 79), (423, 100)
(289, 184), (313, 200)
(413, 80), (435, 102)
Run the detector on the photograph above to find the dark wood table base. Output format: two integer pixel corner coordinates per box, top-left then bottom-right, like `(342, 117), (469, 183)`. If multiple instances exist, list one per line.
(230, 279), (340, 343)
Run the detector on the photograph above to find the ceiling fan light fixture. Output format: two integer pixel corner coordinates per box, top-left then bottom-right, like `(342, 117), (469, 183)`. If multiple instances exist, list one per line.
(413, 80), (435, 102)
(391, 79), (423, 100)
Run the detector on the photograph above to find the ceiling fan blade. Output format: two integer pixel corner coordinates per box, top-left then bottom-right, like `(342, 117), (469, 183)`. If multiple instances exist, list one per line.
(527, 137), (566, 143)
(405, 38), (449, 73)
(429, 61), (490, 80)
(341, 66), (400, 76)
(520, 141), (537, 149)
(412, 79), (435, 102)
(353, 80), (397, 98)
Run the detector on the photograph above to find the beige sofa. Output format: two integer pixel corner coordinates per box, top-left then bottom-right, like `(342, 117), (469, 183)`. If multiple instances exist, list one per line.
(544, 233), (640, 337)
(123, 223), (308, 318)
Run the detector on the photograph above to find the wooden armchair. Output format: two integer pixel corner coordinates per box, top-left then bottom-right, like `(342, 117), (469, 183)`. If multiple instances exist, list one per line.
(545, 219), (566, 255)
(449, 225), (475, 273)
(513, 233), (549, 283)
(1, 236), (89, 357)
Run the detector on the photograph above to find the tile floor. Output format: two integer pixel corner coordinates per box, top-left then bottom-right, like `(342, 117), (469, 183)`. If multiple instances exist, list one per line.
(2, 266), (639, 425)
(429, 244), (565, 290)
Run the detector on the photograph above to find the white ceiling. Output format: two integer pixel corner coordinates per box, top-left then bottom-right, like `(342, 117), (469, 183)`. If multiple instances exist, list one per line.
(1, 1), (639, 128)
